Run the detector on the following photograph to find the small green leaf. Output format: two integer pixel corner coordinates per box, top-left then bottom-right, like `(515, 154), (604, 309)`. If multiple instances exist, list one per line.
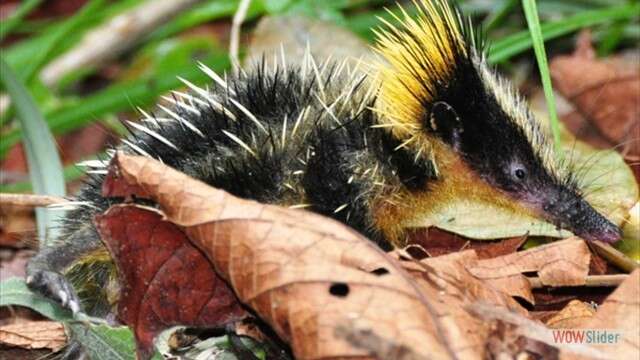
(170, 333), (267, 360)
(0, 278), (152, 359)
(0, 57), (65, 242)
(0, 278), (73, 321)
(68, 323), (138, 360)
(407, 200), (573, 240)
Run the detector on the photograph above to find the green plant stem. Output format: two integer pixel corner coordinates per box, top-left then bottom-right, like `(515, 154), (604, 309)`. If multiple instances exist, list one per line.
(0, 57), (65, 243)
(521, 0), (562, 155)
(488, 3), (639, 63)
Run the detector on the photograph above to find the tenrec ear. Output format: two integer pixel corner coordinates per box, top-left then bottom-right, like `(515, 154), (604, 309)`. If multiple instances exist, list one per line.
(427, 101), (463, 149)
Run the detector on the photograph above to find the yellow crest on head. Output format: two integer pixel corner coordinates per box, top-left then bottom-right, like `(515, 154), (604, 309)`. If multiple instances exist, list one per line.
(373, 0), (468, 140)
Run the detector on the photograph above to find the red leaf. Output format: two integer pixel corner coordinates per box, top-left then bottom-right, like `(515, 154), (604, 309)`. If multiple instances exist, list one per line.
(94, 205), (246, 359)
(408, 228), (527, 259)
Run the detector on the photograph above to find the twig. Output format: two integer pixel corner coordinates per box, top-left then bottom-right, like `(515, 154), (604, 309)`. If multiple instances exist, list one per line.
(230, 0), (252, 73)
(39, 0), (200, 87)
(528, 274), (628, 288)
(0, 193), (68, 207)
(590, 240), (639, 273)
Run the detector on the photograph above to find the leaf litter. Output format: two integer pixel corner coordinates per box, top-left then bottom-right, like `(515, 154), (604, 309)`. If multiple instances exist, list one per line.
(94, 152), (639, 359)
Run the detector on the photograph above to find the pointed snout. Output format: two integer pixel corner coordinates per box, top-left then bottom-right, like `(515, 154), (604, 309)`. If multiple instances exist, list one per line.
(542, 190), (621, 244)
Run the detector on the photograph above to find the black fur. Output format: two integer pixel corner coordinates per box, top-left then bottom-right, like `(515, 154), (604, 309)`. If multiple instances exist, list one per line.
(28, 62), (439, 315)
(418, 41), (620, 242)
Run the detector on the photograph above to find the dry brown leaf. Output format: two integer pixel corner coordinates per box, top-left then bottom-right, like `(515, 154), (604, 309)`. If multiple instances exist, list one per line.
(102, 153), (627, 360)
(0, 320), (66, 352)
(104, 153), (468, 359)
(419, 251), (527, 314)
(470, 236), (529, 259)
(398, 239), (590, 308)
(471, 303), (608, 359)
(0, 203), (34, 247)
(561, 270), (640, 360)
(468, 238), (590, 304)
(545, 300), (596, 329)
(379, 249), (532, 358)
(550, 31), (640, 157)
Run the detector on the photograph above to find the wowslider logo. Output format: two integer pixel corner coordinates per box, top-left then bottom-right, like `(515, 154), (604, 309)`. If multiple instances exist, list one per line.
(552, 329), (623, 345)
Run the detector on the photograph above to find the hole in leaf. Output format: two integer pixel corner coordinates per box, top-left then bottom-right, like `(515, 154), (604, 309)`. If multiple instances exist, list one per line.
(370, 267), (389, 276)
(329, 282), (350, 297)
(406, 245), (429, 260)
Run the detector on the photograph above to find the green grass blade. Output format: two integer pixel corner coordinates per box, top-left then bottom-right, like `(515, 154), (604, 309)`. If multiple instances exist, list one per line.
(3, 0), (142, 77)
(489, 3), (639, 63)
(0, 54), (230, 157)
(0, 0), (106, 132)
(483, 0), (518, 33)
(0, 162), (85, 193)
(521, 0), (562, 154)
(597, 21), (626, 56)
(20, 0), (106, 85)
(0, 57), (65, 242)
(0, 0), (43, 41)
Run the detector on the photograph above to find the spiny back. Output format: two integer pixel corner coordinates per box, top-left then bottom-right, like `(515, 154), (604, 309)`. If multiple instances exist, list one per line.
(68, 58), (411, 247)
